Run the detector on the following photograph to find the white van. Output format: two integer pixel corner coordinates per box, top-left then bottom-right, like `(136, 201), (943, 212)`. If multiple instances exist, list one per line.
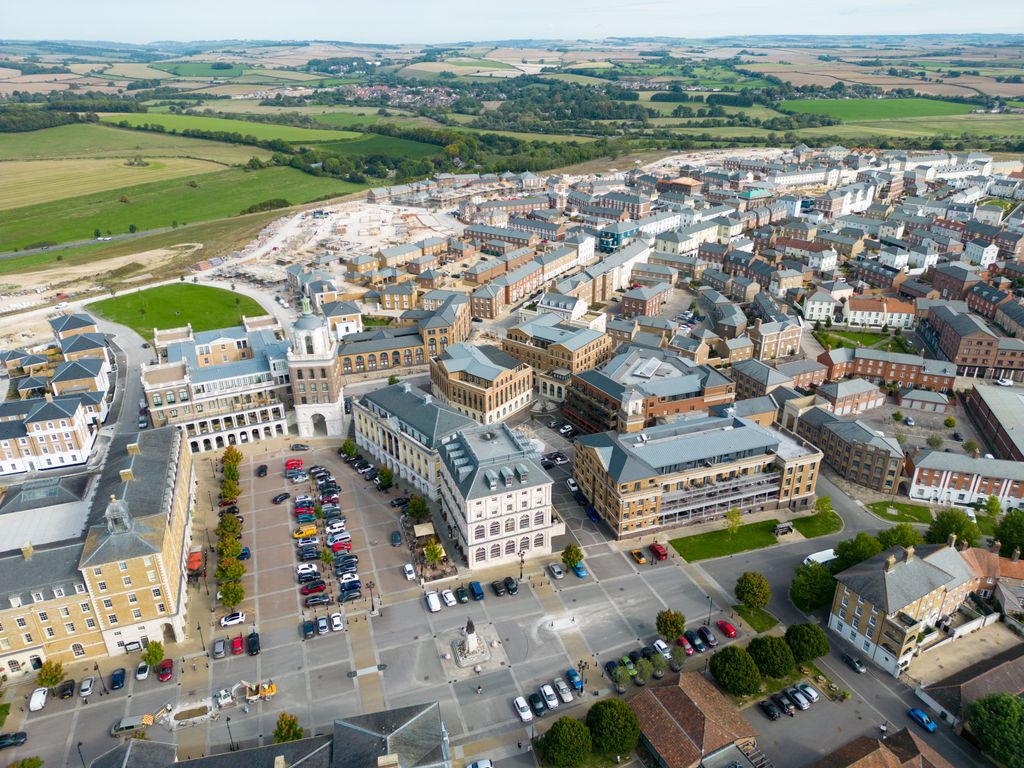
(802, 548), (838, 567)
(110, 715), (148, 737)
(425, 591), (441, 613)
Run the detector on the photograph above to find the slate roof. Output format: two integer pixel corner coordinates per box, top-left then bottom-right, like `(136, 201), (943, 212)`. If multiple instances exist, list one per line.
(52, 357), (104, 383)
(731, 359), (793, 388)
(434, 344), (521, 384)
(824, 419), (903, 459)
(922, 643), (1024, 721)
(60, 332), (108, 355)
(808, 728), (954, 768)
(322, 301), (361, 317)
(835, 544), (972, 613)
(49, 313), (96, 335)
(90, 738), (177, 768)
(818, 378), (881, 400)
(912, 447), (1024, 483)
(175, 736), (333, 768)
(358, 384), (475, 450)
(439, 423), (550, 501)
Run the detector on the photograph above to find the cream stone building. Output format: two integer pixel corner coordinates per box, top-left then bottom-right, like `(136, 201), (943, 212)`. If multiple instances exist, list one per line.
(430, 343), (534, 426)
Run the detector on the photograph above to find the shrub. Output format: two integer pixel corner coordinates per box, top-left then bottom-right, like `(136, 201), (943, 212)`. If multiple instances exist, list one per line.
(785, 624), (830, 664)
(537, 716), (592, 768)
(586, 699), (639, 754)
(747, 635), (795, 678)
(655, 609), (686, 640)
(272, 712), (304, 743)
(709, 645), (762, 696)
(141, 640), (164, 668)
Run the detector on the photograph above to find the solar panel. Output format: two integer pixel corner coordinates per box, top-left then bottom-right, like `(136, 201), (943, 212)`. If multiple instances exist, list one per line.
(635, 357), (661, 379)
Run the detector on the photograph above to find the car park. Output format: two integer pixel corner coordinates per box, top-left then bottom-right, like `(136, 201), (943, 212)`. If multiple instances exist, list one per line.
(220, 611), (246, 627)
(697, 626), (718, 648)
(630, 549), (647, 565)
(157, 659), (173, 682)
(503, 576), (518, 595)
(554, 678), (573, 703)
(28, 688), (47, 712)
(331, 613), (344, 631)
(717, 620), (737, 638)
(514, 696), (534, 722)
(843, 653), (867, 673)
(441, 589), (457, 607)
(908, 708), (937, 733)
(247, 631), (261, 655)
(305, 594), (331, 607)
(684, 630), (706, 653)
(135, 663), (149, 680)
(0, 733), (27, 749)
(272, 493), (290, 504)
(317, 616), (330, 635)
(213, 638), (226, 659)
(758, 700), (781, 721)
(79, 677), (94, 697)
(540, 684), (560, 709)
(111, 668), (126, 689)
(528, 692), (546, 717)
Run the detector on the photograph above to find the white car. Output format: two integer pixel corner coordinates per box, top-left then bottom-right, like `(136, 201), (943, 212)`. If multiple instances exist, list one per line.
(540, 683), (559, 709)
(290, 473), (309, 483)
(565, 478), (579, 493)
(330, 612), (344, 632)
(220, 611), (246, 627)
(325, 521), (347, 535)
(996, 377), (1015, 387)
(28, 687), (47, 712)
(339, 573), (359, 583)
(796, 682), (820, 703)
(549, 562), (565, 579)
(135, 662), (149, 680)
(441, 589), (457, 607)
(296, 536), (318, 548)
(403, 563), (416, 581)
(554, 677), (573, 703)
(653, 639), (672, 660)
(327, 531), (351, 545)
(295, 563), (318, 575)
(425, 591), (441, 613)
(295, 495), (313, 506)
(558, 424), (574, 436)
(79, 677), (94, 697)
(513, 695), (533, 722)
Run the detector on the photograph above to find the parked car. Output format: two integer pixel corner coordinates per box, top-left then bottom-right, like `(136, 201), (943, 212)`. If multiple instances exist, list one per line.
(0, 733), (27, 749)
(339, 589), (362, 603)
(785, 686), (810, 710)
(301, 580), (327, 595)
(554, 678), (574, 703)
(135, 663), (149, 681)
(528, 692), (546, 717)
(304, 594), (331, 607)
(629, 549), (647, 565)
(796, 682), (820, 703)
(303, 620), (315, 639)
(441, 589), (457, 607)
(455, 585), (469, 603)
(111, 668), (126, 689)
(220, 611), (246, 627)
(771, 692), (795, 716)
(540, 684), (560, 709)
(619, 656), (637, 677)
(717, 619), (737, 638)
(908, 707), (937, 733)
(28, 688), (47, 712)
(513, 696), (534, 723)
(684, 630), (706, 653)
(572, 561), (588, 578)
(952, 431), (964, 441)
(604, 660), (620, 679)
(247, 631), (261, 656)
(331, 613), (344, 632)
(291, 443), (310, 451)
(697, 625), (718, 648)
(565, 478), (579, 493)
(212, 638), (226, 659)
(504, 576), (518, 595)
(566, 668), (583, 692)
(272, 493), (291, 504)
(317, 616), (330, 635)
(157, 659), (173, 682)
(231, 635), (245, 655)
(79, 677), (94, 697)
(549, 562), (565, 579)
(391, 530), (403, 547)
(653, 639), (672, 660)
(490, 579), (506, 597)
(996, 377), (1015, 387)
(904, 416), (915, 426)
(758, 700), (781, 721)
(256, 464), (268, 477)
(677, 635), (694, 656)
(391, 497), (410, 508)
(843, 653), (867, 673)
(541, 459), (555, 470)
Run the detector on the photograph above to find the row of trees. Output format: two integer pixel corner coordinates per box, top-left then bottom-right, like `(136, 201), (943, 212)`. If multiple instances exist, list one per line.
(537, 699), (639, 768)
(215, 446), (246, 610)
(710, 624), (831, 696)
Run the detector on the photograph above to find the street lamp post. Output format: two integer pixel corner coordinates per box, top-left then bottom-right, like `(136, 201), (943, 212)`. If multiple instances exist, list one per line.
(704, 594), (713, 626)
(366, 580), (377, 616)
(77, 741), (86, 768)
(94, 662), (109, 695)
(197, 622), (206, 653)
(518, 550), (525, 582)
(226, 716), (237, 752)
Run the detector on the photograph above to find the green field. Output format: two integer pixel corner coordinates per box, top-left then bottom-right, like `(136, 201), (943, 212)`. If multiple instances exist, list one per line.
(733, 604), (779, 633)
(780, 98), (973, 120)
(0, 166), (363, 252)
(796, 113), (1024, 140)
(0, 123), (273, 164)
(91, 284), (266, 340)
(100, 113), (360, 143)
(314, 134), (441, 159)
(669, 519), (781, 562)
(151, 61), (244, 78)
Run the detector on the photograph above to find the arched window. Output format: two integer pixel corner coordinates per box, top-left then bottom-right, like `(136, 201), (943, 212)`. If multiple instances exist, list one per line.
(474, 525), (485, 540)
(367, 354), (377, 371)
(380, 355), (389, 368)
(505, 519), (515, 533)
(490, 544), (501, 558)
(475, 548), (486, 563)
(71, 643), (85, 658)
(520, 536), (530, 551)
(392, 351), (401, 366)
(355, 356), (365, 372)
(534, 510), (545, 525)
(415, 349), (424, 363)
(505, 540), (516, 554)
(404, 350), (413, 365)
(534, 533), (544, 548)
(519, 514), (530, 529)
(304, 335), (314, 355)
(489, 521), (500, 537)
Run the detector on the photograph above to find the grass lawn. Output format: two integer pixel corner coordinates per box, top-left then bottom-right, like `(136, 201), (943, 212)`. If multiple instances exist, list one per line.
(976, 515), (997, 536)
(779, 97), (973, 121)
(313, 134), (441, 159)
(670, 519), (780, 562)
(792, 510), (843, 538)
(0, 701), (9, 728)
(91, 284), (266, 340)
(100, 113), (360, 143)
(867, 501), (934, 524)
(150, 61), (245, 78)
(832, 330), (889, 346)
(0, 166), (363, 252)
(733, 604), (779, 633)
(363, 317), (392, 327)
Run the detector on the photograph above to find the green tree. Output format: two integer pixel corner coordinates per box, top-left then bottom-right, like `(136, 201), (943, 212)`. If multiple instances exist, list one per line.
(8, 758), (44, 768)
(926, 508), (980, 547)
(724, 506), (743, 535)
(926, 435), (943, 450)
(377, 467), (393, 490)
(216, 514), (241, 538)
(36, 661), (64, 691)
(320, 548), (334, 570)
(223, 462), (239, 482)
(272, 712), (305, 743)
(669, 645), (688, 671)
(141, 641), (164, 668)
(784, 623), (830, 665)
(341, 439), (358, 458)
(561, 543), (583, 569)
(878, 523), (925, 550)
(944, 416), (957, 428)
(219, 477), (240, 502)
(735, 571), (771, 609)
(996, 508), (1024, 554)
(215, 557), (245, 583)
(611, 665), (631, 692)
(128, 223), (137, 233)
(650, 653), (668, 679)
(747, 635), (795, 678)
(834, 532), (883, 572)
(586, 699), (639, 755)
(966, 692), (1024, 768)
(424, 540), (444, 564)
(219, 581), (244, 609)
(963, 439), (980, 457)
(985, 494), (1003, 518)
(789, 562), (835, 612)
(892, 410), (904, 422)
(655, 609), (687, 640)
(222, 445), (242, 466)
(93, 228), (101, 239)
(537, 716), (592, 768)
(387, 375), (400, 385)
(709, 645), (762, 696)
(633, 658), (653, 684)
(406, 495), (429, 520)
(216, 537), (242, 560)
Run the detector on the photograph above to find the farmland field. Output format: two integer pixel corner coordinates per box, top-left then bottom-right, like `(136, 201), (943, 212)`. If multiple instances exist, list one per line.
(796, 113), (1024, 140)
(779, 97), (973, 120)
(91, 284), (266, 340)
(0, 158), (225, 209)
(150, 61), (245, 78)
(0, 123), (273, 163)
(99, 113), (361, 143)
(314, 134), (441, 158)
(0, 166), (363, 252)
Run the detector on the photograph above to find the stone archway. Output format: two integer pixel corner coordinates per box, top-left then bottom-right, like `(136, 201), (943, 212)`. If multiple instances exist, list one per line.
(311, 413), (328, 437)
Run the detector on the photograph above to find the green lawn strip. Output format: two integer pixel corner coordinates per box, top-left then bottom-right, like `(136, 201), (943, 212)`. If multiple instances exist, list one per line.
(100, 112), (360, 143)
(0, 166), (363, 252)
(733, 604), (779, 633)
(362, 317), (392, 327)
(778, 97), (973, 120)
(0, 701), (9, 728)
(866, 501), (934, 524)
(150, 62), (245, 78)
(91, 284), (265, 341)
(669, 519), (780, 562)
(831, 330), (889, 346)
(792, 510), (843, 538)
(976, 515), (997, 537)
(730, 662), (829, 709)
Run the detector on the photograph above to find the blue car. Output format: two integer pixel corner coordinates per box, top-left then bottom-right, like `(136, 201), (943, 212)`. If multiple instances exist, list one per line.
(572, 561), (588, 578)
(295, 514), (317, 524)
(566, 668), (583, 692)
(907, 708), (937, 733)
(110, 668), (126, 690)
(238, 547), (251, 561)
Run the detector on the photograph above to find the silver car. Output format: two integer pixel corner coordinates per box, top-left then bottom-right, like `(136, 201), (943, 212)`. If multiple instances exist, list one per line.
(549, 563), (565, 579)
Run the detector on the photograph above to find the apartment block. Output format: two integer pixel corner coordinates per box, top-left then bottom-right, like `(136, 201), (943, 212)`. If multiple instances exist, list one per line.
(430, 344), (534, 426)
(817, 347), (956, 392)
(795, 407), (903, 493)
(502, 313), (614, 376)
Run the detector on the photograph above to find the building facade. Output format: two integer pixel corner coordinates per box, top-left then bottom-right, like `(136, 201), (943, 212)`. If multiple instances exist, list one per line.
(430, 344), (534, 426)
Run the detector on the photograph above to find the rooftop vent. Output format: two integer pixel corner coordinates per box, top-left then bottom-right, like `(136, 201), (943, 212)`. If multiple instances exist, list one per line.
(481, 431), (496, 441)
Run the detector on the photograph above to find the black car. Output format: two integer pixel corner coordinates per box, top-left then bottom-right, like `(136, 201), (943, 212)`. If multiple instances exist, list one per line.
(697, 626), (718, 648)
(247, 631), (261, 656)
(219, 505), (240, 516)
(365, 469), (379, 481)
(604, 660), (620, 678)
(335, 562), (358, 576)
(272, 492), (290, 504)
(640, 645), (657, 661)
(952, 431), (964, 441)
(291, 444), (310, 451)
(541, 459), (555, 470)
(628, 649), (642, 665)
(0, 733), (27, 749)
(528, 692), (546, 717)
(304, 594), (331, 607)
(771, 692), (795, 716)
(299, 548), (322, 561)
(336, 553), (359, 565)
(256, 464), (268, 477)
(684, 630), (706, 653)
(504, 576), (518, 595)
(339, 589), (362, 602)
(110, 667), (126, 690)
(297, 570), (321, 583)
(490, 579), (506, 596)
(390, 497), (410, 508)
(302, 620), (315, 639)
(58, 680), (74, 699)
(758, 700), (781, 721)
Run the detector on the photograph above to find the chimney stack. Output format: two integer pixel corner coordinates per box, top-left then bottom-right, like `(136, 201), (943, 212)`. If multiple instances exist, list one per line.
(904, 545), (915, 563)
(992, 539), (1002, 555)
(1013, 547), (1021, 564)
(274, 756), (287, 768)
(947, 532), (957, 549)
(884, 554), (897, 572)
(21, 542), (33, 561)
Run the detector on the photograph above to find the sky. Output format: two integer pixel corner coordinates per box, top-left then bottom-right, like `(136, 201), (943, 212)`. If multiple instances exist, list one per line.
(6, 0), (1024, 45)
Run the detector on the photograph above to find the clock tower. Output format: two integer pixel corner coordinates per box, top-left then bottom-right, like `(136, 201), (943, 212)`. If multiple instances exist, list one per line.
(287, 298), (344, 437)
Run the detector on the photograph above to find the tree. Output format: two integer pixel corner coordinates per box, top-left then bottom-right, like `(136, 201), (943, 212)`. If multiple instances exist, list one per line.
(141, 641), (164, 668)
(222, 445), (243, 467)
(669, 645), (688, 671)
(735, 571), (771, 609)
(561, 543), (583, 569)
(650, 653), (668, 679)
(320, 548), (334, 570)
(834, 532), (883, 572)
(341, 439), (357, 458)
(219, 581), (244, 609)
(789, 562), (835, 612)
(128, 223), (137, 233)
(747, 635), (795, 678)
(223, 462), (239, 482)
(537, 716), (592, 768)
(406, 495), (429, 520)
(985, 494), (1003, 518)
(424, 540), (444, 564)
(272, 712), (305, 743)
(216, 537), (242, 560)
(926, 508), (981, 547)
(966, 692), (1024, 768)
(216, 514), (241, 538)
(878, 523), (924, 550)
(944, 416), (957, 428)
(633, 658), (653, 684)
(215, 557), (245, 583)
(36, 661), (64, 691)
(219, 477), (240, 502)
(892, 410), (904, 422)
(784, 623), (830, 665)
(996, 508), (1024, 555)
(586, 699), (639, 755)
(611, 665), (631, 692)
(377, 467), (393, 490)
(963, 439), (980, 457)
(926, 435), (943, 450)
(387, 375), (400, 385)
(709, 645), (762, 696)
(655, 609), (686, 640)
(724, 506), (743, 536)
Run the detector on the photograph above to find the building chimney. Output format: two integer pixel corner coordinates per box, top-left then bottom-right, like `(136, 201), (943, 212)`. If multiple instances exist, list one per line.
(884, 554), (897, 572)
(947, 532), (957, 549)
(1013, 547), (1021, 564)
(21, 542), (33, 561)
(904, 545), (915, 563)
(273, 756), (287, 768)
(992, 539), (1002, 555)
(377, 756), (399, 768)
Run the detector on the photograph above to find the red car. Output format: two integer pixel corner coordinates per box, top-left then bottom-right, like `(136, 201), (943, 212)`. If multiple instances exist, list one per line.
(285, 459), (303, 470)
(649, 543), (668, 561)
(231, 635), (244, 655)
(717, 620), (737, 638)
(677, 635), (694, 656)
(332, 540), (352, 553)
(300, 580), (326, 595)
(218, 498), (238, 507)
(157, 659), (173, 682)
(294, 507), (314, 516)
